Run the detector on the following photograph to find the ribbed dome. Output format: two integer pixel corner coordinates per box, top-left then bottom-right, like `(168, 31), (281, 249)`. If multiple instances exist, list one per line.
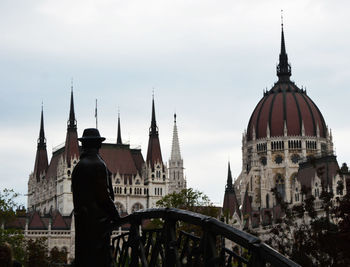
(247, 83), (327, 141)
(246, 25), (327, 141)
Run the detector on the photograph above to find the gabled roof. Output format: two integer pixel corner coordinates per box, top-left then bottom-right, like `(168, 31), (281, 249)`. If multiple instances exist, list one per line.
(46, 152), (61, 178)
(131, 149), (145, 174)
(100, 143), (142, 176)
(51, 210), (69, 230)
(5, 216), (26, 230)
(28, 211), (47, 230)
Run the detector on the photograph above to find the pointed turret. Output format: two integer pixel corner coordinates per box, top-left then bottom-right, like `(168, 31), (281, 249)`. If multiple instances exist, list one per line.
(168, 113), (185, 193)
(146, 97), (163, 168)
(38, 105), (46, 149)
(276, 23), (291, 82)
(64, 89), (79, 167)
(68, 89), (77, 129)
(33, 106), (49, 181)
(242, 187), (252, 228)
(150, 97), (158, 136)
(117, 112), (122, 145)
(223, 162), (241, 218)
(170, 113), (181, 161)
(226, 162), (233, 191)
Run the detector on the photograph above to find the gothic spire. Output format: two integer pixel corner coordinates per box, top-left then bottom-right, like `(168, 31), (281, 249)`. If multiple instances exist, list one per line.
(276, 21), (291, 82)
(34, 106), (48, 181)
(68, 87), (77, 129)
(117, 111), (122, 145)
(226, 162), (233, 191)
(146, 96), (163, 167)
(38, 104), (46, 149)
(223, 161), (241, 218)
(149, 96), (158, 136)
(65, 89), (79, 167)
(170, 113), (182, 161)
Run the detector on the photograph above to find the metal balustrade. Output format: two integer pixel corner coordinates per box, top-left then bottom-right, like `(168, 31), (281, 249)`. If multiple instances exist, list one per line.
(112, 208), (300, 267)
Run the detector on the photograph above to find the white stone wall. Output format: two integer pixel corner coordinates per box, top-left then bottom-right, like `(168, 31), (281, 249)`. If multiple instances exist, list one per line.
(235, 130), (334, 210)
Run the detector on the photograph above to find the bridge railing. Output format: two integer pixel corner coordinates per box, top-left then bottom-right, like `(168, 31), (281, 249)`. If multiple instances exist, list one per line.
(111, 208), (300, 267)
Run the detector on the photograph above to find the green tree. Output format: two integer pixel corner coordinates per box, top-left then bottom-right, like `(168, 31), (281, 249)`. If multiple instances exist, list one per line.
(266, 184), (350, 266)
(156, 188), (219, 218)
(49, 246), (68, 265)
(25, 238), (50, 267)
(152, 188), (219, 236)
(0, 189), (26, 263)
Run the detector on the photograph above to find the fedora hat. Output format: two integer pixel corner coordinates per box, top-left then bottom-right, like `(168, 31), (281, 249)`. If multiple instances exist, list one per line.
(78, 128), (106, 142)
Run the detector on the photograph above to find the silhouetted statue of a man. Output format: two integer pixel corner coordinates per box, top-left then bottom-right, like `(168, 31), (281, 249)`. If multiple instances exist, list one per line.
(72, 128), (120, 267)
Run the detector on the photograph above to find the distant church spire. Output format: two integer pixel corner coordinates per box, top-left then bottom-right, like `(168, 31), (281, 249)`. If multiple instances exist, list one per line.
(68, 87), (77, 129)
(65, 88), (79, 167)
(223, 162), (240, 218)
(168, 113), (185, 193)
(170, 113), (181, 160)
(117, 111), (122, 145)
(276, 13), (291, 82)
(38, 104), (46, 149)
(34, 105), (48, 181)
(146, 96), (163, 167)
(226, 162), (233, 191)
(150, 96), (158, 136)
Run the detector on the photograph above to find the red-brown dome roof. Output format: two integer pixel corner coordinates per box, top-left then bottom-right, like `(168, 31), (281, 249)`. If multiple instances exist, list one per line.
(247, 82), (327, 141)
(246, 26), (327, 141)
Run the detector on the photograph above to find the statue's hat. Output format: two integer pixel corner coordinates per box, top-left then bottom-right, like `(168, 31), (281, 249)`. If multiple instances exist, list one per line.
(78, 128), (106, 142)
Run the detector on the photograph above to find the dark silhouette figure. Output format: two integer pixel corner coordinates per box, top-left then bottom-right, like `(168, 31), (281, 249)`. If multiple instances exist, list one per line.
(72, 128), (120, 267)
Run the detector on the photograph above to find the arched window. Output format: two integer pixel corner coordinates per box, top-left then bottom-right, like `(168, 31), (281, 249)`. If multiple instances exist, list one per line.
(266, 194), (270, 208)
(131, 202), (144, 213)
(295, 188), (300, 202)
(115, 202), (125, 213)
(275, 173), (285, 200)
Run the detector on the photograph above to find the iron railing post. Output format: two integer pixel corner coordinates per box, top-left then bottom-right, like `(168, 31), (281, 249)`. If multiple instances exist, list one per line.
(163, 218), (181, 267)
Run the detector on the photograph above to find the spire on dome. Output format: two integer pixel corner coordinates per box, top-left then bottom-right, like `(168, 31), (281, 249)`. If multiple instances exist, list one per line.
(68, 87), (77, 129)
(170, 113), (182, 161)
(117, 111), (122, 145)
(276, 13), (291, 82)
(38, 104), (46, 149)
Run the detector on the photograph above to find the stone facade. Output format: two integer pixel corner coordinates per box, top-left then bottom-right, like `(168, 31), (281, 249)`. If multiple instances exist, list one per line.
(27, 94), (186, 216)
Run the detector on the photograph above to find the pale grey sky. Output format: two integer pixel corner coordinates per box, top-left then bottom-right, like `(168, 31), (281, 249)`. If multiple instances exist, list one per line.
(1, 0), (350, 206)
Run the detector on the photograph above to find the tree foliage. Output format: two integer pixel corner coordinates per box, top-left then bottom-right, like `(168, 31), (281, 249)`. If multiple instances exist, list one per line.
(152, 188), (219, 236)
(0, 189), (26, 263)
(156, 188), (219, 218)
(265, 185), (350, 266)
(0, 189), (61, 266)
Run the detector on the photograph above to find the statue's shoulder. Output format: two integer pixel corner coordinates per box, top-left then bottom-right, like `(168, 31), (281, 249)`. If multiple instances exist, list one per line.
(75, 154), (105, 170)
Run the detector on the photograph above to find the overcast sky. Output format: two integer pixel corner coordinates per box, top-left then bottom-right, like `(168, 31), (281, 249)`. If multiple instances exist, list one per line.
(1, 0), (350, 206)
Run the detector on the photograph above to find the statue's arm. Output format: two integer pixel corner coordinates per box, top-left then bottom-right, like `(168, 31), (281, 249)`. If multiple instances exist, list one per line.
(95, 164), (120, 221)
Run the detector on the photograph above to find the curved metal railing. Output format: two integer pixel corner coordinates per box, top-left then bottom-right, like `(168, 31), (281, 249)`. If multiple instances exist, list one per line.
(111, 208), (300, 267)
